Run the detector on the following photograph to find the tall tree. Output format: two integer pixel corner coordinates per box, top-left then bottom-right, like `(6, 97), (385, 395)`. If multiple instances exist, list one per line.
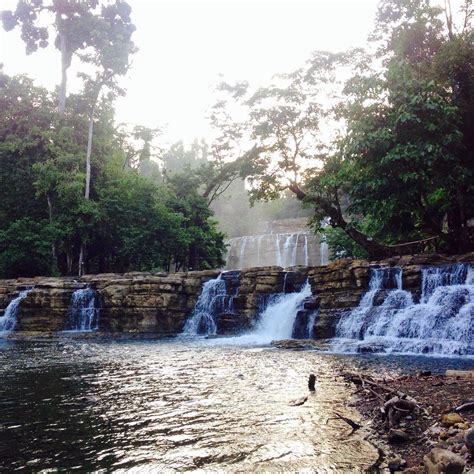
(1, 0), (105, 116)
(76, 0), (136, 275)
(218, 0), (473, 258)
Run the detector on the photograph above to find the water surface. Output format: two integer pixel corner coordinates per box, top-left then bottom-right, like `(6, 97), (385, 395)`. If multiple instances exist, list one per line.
(1, 339), (472, 472)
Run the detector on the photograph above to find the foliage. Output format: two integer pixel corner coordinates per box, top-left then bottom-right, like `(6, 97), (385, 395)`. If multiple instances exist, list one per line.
(323, 227), (368, 260)
(0, 72), (226, 277)
(213, 0), (474, 258)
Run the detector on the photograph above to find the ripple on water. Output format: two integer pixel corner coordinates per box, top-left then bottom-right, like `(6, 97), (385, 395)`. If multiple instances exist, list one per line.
(0, 340), (384, 472)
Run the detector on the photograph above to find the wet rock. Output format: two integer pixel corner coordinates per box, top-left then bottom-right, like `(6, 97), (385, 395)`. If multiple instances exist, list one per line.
(357, 344), (386, 354)
(423, 448), (465, 474)
(271, 339), (323, 350)
(388, 428), (410, 443)
(214, 312), (248, 335)
(292, 310), (312, 339)
(303, 296), (320, 310)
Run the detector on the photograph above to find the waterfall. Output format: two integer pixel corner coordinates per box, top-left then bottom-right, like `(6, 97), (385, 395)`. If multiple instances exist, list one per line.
(0, 288), (32, 332)
(183, 274), (235, 336)
(276, 234), (283, 267)
(303, 234), (309, 266)
(320, 241), (329, 266)
(254, 281), (312, 340)
(66, 288), (100, 331)
(421, 264), (468, 302)
(333, 264), (474, 356)
(225, 232), (321, 269)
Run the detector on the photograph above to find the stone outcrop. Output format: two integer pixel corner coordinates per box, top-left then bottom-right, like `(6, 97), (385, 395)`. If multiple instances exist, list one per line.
(0, 252), (472, 337)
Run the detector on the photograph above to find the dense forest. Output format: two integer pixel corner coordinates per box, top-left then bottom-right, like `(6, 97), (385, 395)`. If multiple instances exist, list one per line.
(1, 0), (473, 278)
(0, 0), (231, 277)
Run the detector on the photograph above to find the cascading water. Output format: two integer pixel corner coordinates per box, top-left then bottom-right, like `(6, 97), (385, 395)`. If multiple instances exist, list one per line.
(333, 264), (474, 356)
(254, 281), (312, 341)
(183, 274), (235, 336)
(225, 232), (320, 269)
(421, 264), (468, 302)
(0, 288), (33, 332)
(206, 280), (313, 346)
(320, 241), (329, 266)
(66, 288), (100, 331)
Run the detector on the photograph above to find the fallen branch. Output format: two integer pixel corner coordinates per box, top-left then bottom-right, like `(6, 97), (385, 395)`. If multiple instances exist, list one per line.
(454, 401), (474, 413)
(327, 412), (362, 432)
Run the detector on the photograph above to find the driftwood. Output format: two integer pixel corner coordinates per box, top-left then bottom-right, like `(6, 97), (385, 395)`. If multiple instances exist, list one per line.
(342, 372), (419, 428)
(327, 412), (362, 435)
(454, 401), (474, 413)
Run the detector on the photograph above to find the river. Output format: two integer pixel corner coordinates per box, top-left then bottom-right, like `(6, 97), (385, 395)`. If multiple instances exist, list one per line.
(1, 338), (473, 472)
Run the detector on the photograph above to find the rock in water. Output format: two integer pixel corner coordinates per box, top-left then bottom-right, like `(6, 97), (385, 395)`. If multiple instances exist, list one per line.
(308, 373), (316, 392)
(289, 396), (308, 407)
(423, 448), (465, 474)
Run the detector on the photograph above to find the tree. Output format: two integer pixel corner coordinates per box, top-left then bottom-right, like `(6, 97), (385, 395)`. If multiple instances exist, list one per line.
(76, 0), (136, 275)
(2, 0), (103, 116)
(216, 0), (473, 258)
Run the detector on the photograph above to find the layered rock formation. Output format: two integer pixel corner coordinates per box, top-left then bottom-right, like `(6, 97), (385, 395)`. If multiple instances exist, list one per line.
(0, 252), (472, 337)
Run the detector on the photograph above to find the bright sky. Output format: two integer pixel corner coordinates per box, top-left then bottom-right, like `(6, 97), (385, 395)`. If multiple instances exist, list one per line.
(0, 0), (379, 145)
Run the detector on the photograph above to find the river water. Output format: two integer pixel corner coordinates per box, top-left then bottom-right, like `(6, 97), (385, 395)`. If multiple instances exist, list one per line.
(1, 339), (473, 472)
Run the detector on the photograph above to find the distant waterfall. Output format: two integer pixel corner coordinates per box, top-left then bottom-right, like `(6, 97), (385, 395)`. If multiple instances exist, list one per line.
(0, 288), (32, 332)
(333, 264), (474, 356)
(226, 232), (321, 269)
(183, 274), (235, 336)
(66, 288), (100, 331)
(320, 241), (329, 266)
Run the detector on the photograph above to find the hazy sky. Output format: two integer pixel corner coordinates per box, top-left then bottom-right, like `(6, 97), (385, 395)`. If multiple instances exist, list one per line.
(0, 0), (379, 144)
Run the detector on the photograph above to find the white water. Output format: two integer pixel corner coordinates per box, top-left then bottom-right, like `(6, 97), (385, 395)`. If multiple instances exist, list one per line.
(320, 241), (329, 266)
(0, 288), (32, 332)
(182, 274), (235, 336)
(225, 233), (320, 269)
(334, 264), (474, 356)
(66, 288), (99, 331)
(205, 281), (312, 346)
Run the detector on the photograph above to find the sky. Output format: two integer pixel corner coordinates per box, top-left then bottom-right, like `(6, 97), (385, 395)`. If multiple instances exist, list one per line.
(0, 0), (379, 145)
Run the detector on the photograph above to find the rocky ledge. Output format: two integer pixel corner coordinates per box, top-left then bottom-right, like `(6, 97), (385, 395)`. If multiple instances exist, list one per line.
(0, 252), (472, 336)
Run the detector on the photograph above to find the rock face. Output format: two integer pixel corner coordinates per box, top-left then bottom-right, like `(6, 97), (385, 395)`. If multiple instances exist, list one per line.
(0, 252), (472, 337)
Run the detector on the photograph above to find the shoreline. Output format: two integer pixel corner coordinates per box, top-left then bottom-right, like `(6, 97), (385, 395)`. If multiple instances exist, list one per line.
(340, 368), (474, 472)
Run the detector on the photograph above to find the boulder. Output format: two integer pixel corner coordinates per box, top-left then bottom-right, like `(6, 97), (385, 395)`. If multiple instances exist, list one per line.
(423, 448), (465, 474)
(441, 413), (464, 426)
(465, 427), (474, 453)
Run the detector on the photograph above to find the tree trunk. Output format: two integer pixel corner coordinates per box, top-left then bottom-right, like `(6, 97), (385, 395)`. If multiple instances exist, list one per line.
(78, 243), (85, 277)
(84, 107), (95, 200)
(58, 33), (68, 117)
(78, 105), (96, 275)
(47, 194), (59, 274)
(289, 182), (392, 260)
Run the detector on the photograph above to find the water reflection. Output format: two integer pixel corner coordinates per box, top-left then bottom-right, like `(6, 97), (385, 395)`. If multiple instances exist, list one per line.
(0, 340), (381, 472)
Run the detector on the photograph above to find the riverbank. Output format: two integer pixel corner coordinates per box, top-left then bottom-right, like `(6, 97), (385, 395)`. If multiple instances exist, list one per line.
(341, 368), (474, 472)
